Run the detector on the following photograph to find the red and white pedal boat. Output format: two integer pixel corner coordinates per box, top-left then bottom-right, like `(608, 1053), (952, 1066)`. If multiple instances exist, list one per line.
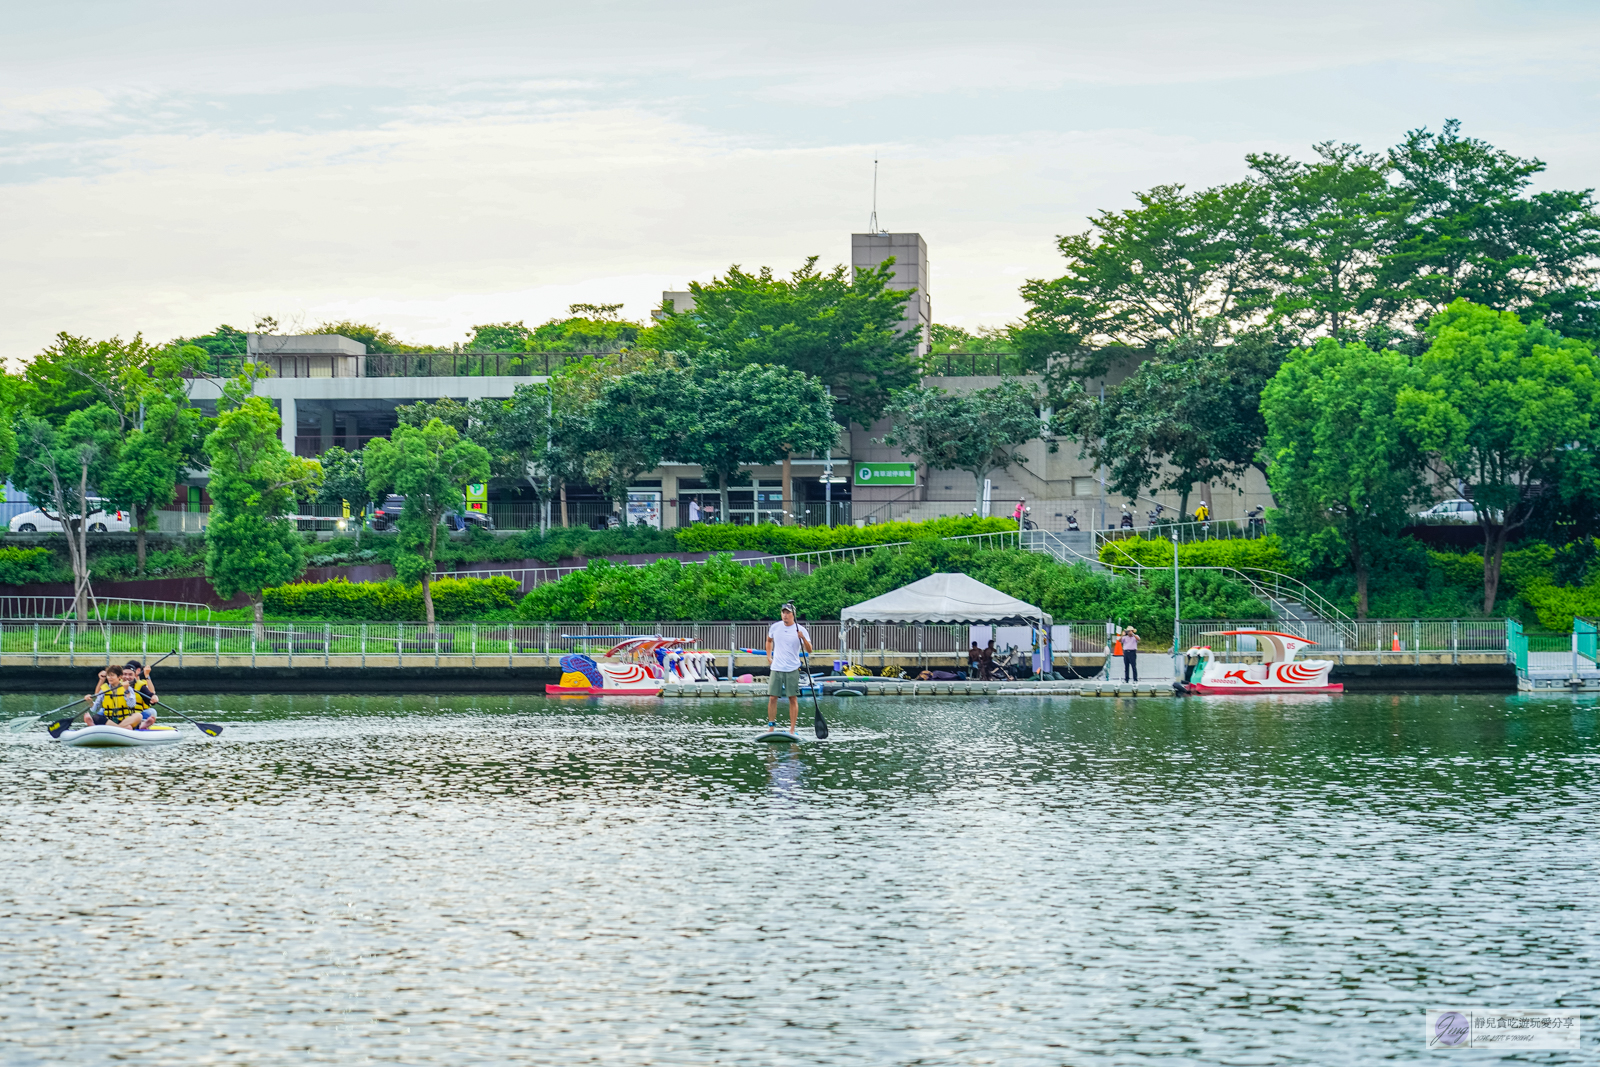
(544, 636), (721, 696)
(1181, 629), (1343, 694)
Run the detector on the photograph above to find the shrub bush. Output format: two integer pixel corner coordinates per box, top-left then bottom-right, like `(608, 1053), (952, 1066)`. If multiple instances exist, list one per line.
(1097, 534), (1297, 576)
(516, 543), (1269, 646)
(0, 546), (65, 585)
(264, 576), (521, 621)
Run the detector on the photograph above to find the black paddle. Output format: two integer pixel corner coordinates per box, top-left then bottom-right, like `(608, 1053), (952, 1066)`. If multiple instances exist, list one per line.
(156, 704), (224, 738)
(802, 650), (828, 739)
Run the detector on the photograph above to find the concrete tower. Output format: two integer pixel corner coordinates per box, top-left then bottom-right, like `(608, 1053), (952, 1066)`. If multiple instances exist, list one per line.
(851, 232), (930, 359)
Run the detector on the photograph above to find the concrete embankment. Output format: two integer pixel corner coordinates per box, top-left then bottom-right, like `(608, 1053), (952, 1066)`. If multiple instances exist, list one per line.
(0, 661), (1515, 694)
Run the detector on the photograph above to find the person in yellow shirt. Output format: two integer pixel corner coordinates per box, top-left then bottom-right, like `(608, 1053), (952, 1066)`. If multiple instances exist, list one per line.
(1194, 501), (1210, 523)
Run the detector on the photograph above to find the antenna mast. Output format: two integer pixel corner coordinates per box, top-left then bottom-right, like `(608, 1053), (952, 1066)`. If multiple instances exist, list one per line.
(868, 159), (885, 234)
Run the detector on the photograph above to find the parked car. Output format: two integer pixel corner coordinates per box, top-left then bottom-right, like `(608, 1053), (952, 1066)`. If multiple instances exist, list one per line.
(9, 503), (132, 534)
(370, 495), (494, 532)
(1415, 499), (1501, 524)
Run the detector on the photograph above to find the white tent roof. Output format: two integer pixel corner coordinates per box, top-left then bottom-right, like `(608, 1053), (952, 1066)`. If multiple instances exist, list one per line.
(841, 572), (1051, 627)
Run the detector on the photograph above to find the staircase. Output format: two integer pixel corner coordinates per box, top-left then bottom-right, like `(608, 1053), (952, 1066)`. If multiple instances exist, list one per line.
(1021, 530), (1108, 572)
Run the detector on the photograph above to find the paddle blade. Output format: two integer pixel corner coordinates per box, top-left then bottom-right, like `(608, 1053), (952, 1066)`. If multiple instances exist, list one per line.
(813, 709), (829, 739)
(7, 716), (38, 732)
(196, 722), (224, 737)
(46, 718), (73, 739)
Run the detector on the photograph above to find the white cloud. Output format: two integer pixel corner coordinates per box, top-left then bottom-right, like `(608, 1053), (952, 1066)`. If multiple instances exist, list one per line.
(2, 1), (1598, 359)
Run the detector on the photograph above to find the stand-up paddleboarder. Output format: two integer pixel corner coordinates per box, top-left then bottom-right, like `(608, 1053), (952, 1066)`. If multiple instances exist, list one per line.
(764, 603), (812, 735)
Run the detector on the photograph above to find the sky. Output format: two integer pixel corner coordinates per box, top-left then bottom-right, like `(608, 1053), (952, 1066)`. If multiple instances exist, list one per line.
(2, 0), (1597, 362)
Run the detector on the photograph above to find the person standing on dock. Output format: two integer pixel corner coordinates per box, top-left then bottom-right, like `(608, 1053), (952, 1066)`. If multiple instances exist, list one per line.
(1122, 627), (1140, 682)
(764, 603), (813, 734)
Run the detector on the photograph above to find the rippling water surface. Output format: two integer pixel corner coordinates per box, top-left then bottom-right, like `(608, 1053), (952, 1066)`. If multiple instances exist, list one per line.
(1, 691), (1596, 1065)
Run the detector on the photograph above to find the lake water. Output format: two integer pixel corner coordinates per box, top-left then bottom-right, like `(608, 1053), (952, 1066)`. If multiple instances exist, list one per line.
(1, 692), (1596, 1065)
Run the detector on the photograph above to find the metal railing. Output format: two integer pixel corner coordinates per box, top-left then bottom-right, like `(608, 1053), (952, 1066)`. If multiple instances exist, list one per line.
(0, 618), (1099, 668)
(0, 596), (214, 622)
(1094, 518), (1269, 548)
(923, 352), (1030, 377)
(1091, 536), (1357, 633)
(363, 350), (621, 379)
(1178, 619), (1508, 659)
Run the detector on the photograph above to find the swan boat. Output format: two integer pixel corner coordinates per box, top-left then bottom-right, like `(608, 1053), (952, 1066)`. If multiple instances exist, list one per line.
(1180, 629), (1343, 694)
(545, 636), (722, 696)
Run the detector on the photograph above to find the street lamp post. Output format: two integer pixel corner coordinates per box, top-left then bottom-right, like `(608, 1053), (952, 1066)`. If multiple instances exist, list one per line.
(1172, 531), (1181, 680)
(823, 452), (834, 527)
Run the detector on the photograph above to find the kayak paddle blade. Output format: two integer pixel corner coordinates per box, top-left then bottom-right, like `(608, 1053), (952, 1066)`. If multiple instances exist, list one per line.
(46, 718), (73, 739)
(813, 709), (829, 739)
(197, 722), (224, 737)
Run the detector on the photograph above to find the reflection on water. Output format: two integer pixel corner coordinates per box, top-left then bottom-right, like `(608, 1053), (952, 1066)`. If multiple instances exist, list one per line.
(1, 692), (1596, 1065)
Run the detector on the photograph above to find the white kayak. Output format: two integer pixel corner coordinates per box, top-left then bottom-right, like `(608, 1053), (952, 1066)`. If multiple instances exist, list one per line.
(58, 724), (184, 748)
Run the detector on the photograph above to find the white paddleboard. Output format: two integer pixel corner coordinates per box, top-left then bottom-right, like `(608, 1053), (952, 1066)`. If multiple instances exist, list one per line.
(754, 729), (802, 743)
(58, 724), (183, 748)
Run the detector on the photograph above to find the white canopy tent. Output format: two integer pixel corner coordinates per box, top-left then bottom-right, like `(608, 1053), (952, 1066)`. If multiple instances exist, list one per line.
(840, 572), (1053, 672)
(842, 572), (1051, 628)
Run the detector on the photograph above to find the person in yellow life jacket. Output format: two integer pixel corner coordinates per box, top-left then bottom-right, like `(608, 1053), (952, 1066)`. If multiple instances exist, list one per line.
(83, 669), (131, 727)
(122, 660), (159, 730)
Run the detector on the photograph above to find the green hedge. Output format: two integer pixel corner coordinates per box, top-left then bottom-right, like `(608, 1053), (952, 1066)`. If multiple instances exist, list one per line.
(265, 576), (522, 621)
(1098, 535), (1297, 576)
(673, 515), (1016, 554)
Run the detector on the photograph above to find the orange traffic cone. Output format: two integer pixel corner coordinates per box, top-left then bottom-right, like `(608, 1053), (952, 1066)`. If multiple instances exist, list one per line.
(1391, 631), (1402, 651)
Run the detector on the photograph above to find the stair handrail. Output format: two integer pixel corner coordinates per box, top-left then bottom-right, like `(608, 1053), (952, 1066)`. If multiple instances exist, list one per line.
(1091, 537), (1356, 634)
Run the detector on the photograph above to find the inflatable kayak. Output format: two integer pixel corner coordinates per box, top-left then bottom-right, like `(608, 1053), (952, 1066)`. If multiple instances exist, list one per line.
(58, 724), (183, 748)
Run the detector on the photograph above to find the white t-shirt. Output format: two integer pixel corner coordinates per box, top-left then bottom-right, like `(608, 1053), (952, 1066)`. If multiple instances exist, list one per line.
(768, 621), (810, 672)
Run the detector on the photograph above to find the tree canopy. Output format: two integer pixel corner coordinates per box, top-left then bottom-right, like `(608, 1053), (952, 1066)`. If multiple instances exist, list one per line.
(642, 257), (918, 427)
(1262, 339), (1427, 618)
(1397, 300), (1600, 612)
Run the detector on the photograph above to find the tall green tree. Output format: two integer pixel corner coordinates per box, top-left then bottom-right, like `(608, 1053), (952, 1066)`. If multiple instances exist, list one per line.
(1262, 340), (1426, 618)
(363, 419), (491, 625)
(1248, 142), (1394, 339)
(1013, 181), (1272, 375)
(881, 379), (1048, 516)
(1380, 121), (1600, 340)
(1049, 331), (1287, 515)
(1397, 300), (1600, 612)
(678, 365), (838, 522)
(642, 257), (917, 427)
(12, 404), (122, 626)
(204, 386), (323, 633)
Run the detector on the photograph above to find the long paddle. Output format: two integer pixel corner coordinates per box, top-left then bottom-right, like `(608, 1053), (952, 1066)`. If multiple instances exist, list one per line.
(802, 650), (828, 739)
(8, 696), (88, 733)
